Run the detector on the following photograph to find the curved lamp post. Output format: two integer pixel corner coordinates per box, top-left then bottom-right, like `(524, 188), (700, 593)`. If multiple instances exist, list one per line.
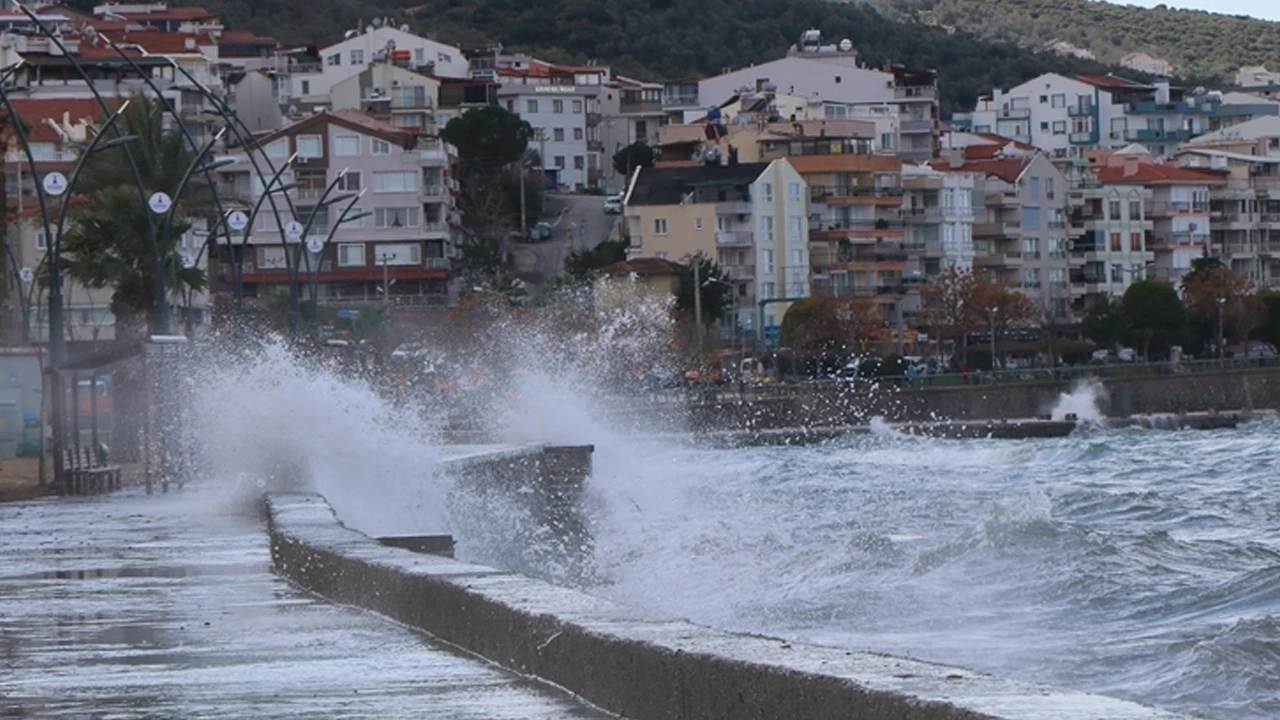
(304, 192), (370, 328)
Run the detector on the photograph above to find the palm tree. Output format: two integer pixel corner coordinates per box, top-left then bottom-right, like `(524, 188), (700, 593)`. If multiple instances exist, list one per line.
(61, 95), (211, 339)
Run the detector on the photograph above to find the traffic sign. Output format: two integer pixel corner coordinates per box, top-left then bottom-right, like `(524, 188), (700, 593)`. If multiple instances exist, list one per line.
(42, 172), (68, 197)
(148, 191), (172, 214)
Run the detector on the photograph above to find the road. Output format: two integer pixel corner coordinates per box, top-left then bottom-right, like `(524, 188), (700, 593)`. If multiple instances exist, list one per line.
(509, 193), (621, 289)
(0, 490), (613, 719)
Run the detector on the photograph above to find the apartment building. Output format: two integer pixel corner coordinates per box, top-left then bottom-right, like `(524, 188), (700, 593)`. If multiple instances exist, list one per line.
(214, 109), (459, 309)
(277, 26), (468, 109)
(954, 73), (1279, 159)
(697, 29), (938, 162)
(1066, 161), (1156, 311)
(902, 162), (978, 276)
(1177, 148), (1280, 289)
(330, 63), (440, 134)
(597, 76), (667, 190)
(949, 152), (1075, 320)
(622, 159), (809, 337)
(498, 60), (607, 190)
(1078, 152), (1225, 286)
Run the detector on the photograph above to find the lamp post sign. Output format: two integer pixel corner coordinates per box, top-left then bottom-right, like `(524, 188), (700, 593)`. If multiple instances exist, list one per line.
(18, 267), (34, 284)
(226, 210), (249, 232)
(305, 236), (324, 255)
(284, 220), (304, 240)
(42, 172), (68, 197)
(148, 191), (172, 214)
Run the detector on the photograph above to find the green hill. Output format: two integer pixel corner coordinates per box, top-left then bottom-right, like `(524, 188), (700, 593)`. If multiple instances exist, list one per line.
(111, 0), (1186, 114)
(869, 0), (1280, 82)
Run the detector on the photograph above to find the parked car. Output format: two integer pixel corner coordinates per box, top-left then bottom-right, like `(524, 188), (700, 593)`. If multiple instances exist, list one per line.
(1116, 348), (1136, 362)
(603, 195), (623, 214)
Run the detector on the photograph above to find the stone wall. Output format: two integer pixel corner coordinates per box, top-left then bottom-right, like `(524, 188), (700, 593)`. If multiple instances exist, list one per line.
(267, 490), (1196, 720)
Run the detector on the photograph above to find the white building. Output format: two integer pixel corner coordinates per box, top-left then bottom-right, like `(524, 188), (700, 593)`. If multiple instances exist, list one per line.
(903, 163), (977, 274)
(497, 60), (608, 190)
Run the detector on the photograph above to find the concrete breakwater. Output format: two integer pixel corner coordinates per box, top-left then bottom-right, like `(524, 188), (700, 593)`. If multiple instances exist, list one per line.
(266, 444), (1197, 720)
(614, 366), (1280, 434)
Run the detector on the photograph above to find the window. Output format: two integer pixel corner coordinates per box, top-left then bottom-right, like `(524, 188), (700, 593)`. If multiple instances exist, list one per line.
(1049, 268), (1066, 287)
(553, 99), (564, 113)
(1130, 232), (1142, 251)
(1129, 200), (1141, 220)
(574, 156), (584, 170)
(414, 47), (425, 64)
(1048, 237), (1066, 258)
(372, 243), (422, 266)
(1029, 176), (1040, 201)
(1051, 93), (1066, 108)
(339, 207), (365, 228)
(526, 99), (538, 114)
(655, 251), (668, 260)
(374, 171), (416, 192)
(1021, 207), (1040, 229)
(1039, 95), (1048, 104)
(1022, 238), (1040, 257)
(371, 139), (391, 155)
(761, 282), (775, 300)
(375, 207), (420, 228)
(1109, 200), (1122, 219)
(790, 249), (803, 267)
(788, 182), (801, 203)
(695, 217), (703, 230)
(337, 243), (365, 267)
(1110, 232), (1122, 252)
(1022, 268), (1040, 287)
(327, 53), (341, 66)
(258, 246), (287, 269)
(762, 249), (775, 273)
(506, 100), (515, 112)
(762, 183), (773, 202)
(350, 49), (364, 65)
(300, 80), (310, 95)
(1040, 122), (1050, 131)
(333, 135), (360, 156)
(35, 231), (48, 250)
(1046, 178), (1055, 199)
(266, 138), (287, 159)
(554, 156), (565, 168)
(295, 134), (322, 158)
(1111, 264), (1124, 283)
(880, 133), (894, 151)
(572, 99), (583, 114)
(654, 218), (668, 235)
(573, 128), (583, 140)
(553, 128), (565, 141)
(337, 170), (361, 192)
(1052, 120), (1066, 135)
(788, 215), (802, 242)
(760, 215), (774, 242)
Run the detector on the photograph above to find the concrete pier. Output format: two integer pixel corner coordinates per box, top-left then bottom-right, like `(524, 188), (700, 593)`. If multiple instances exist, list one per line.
(0, 492), (612, 719)
(268, 491), (1199, 720)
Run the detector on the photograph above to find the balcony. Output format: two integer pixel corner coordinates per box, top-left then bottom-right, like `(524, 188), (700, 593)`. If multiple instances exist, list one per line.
(587, 139), (605, 152)
(1067, 104), (1097, 117)
(715, 230), (754, 247)
(664, 92), (699, 108)
(985, 191), (1019, 207)
(425, 258), (451, 270)
(900, 119), (933, 134)
(810, 186), (904, 204)
(586, 112), (602, 127)
(723, 263), (756, 280)
(1123, 128), (1192, 143)
(423, 222), (449, 236)
(422, 184), (447, 197)
(420, 145), (449, 163)
(716, 200), (753, 216)
(620, 100), (664, 115)
(1068, 130), (1097, 145)
(1148, 200), (1208, 217)
(997, 107), (1031, 119)
(900, 206), (943, 221)
(1150, 231), (1211, 248)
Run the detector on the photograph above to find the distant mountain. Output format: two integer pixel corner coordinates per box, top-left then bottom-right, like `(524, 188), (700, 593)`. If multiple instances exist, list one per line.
(140, 0), (1183, 114)
(866, 0), (1280, 82)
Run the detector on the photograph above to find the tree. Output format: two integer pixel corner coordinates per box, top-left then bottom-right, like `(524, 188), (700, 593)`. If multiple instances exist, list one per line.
(780, 296), (842, 350)
(612, 141), (655, 178)
(831, 297), (885, 351)
(62, 96), (208, 339)
(1181, 264), (1261, 348)
(921, 266), (978, 363)
(565, 238), (627, 283)
(441, 105), (533, 169)
(1255, 291), (1280, 349)
(1121, 280), (1186, 359)
(1081, 296), (1130, 349)
(674, 256), (731, 325)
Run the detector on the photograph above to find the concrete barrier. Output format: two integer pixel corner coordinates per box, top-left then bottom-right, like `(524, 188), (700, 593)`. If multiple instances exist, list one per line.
(267, 491), (1197, 720)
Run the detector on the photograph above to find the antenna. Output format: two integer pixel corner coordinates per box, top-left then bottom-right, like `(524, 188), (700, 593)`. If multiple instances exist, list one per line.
(400, 24), (409, 32)
(372, 17), (383, 27)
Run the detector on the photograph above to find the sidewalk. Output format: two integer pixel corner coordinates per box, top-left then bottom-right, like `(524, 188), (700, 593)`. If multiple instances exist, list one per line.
(0, 456), (49, 503)
(0, 490), (612, 719)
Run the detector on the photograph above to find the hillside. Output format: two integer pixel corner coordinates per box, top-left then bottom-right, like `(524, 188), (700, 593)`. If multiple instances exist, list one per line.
(869, 0), (1280, 82)
(95, 0), (1172, 114)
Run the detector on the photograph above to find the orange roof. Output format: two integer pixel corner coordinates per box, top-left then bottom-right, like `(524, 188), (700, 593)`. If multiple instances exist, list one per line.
(1094, 164), (1226, 185)
(786, 154), (902, 174)
(6, 98), (105, 142)
(117, 7), (218, 21)
(218, 29), (278, 46)
(598, 258), (686, 276)
(97, 29), (212, 54)
(943, 158), (1030, 183)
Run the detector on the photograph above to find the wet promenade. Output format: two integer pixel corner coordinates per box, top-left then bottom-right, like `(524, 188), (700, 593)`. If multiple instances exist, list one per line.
(0, 490), (611, 719)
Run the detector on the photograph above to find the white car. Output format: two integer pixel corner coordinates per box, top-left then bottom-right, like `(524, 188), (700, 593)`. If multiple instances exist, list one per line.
(603, 195), (623, 214)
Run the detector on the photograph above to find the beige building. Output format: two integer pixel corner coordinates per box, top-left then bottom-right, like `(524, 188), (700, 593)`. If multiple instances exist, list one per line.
(1177, 147), (1280, 289)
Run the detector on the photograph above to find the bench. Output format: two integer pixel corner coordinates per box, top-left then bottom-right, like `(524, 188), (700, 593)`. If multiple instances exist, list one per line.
(60, 444), (123, 495)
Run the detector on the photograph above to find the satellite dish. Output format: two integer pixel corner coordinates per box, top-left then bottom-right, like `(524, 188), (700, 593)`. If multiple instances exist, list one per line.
(287, 104), (299, 116)
(400, 24), (410, 32)
(839, 38), (853, 52)
(365, 25), (374, 34)
(372, 17), (383, 27)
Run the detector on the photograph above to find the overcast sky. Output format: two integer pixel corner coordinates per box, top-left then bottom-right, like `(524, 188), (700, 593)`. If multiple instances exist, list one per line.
(1116, 0), (1280, 21)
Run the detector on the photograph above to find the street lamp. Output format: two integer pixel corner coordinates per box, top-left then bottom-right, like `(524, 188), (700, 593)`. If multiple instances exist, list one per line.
(987, 306), (998, 372)
(1215, 296), (1226, 361)
(304, 193), (371, 325)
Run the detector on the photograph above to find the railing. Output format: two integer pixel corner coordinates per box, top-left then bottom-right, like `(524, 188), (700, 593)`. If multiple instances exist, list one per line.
(1047, 219), (1066, 229)
(1150, 231), (1211, 247)
(810, 186), (904, 202)
(1067, 104), (1096, 117)
(423, 222), (449, 235)
(811, 218), (905, 232)
(900, 206), (943, 219)
(998, 107), (1031, 119)
(715, 230), (754, 246)
(1068, 131), (1096, 144)
(716, 200), (753, 216)
(426, 258), (451, 270)
(900, 119), (933, 133)
(664, 93), (699, 107)
(318, 294), (449, 307)
(620, 101), (664, 115)
(1148, 201), (1209, 215)
(723, 264), (756, 279)
(422, 184), (447, 197)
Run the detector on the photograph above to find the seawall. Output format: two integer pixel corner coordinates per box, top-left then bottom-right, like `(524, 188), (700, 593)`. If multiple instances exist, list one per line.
(266, 447), (1198, 720)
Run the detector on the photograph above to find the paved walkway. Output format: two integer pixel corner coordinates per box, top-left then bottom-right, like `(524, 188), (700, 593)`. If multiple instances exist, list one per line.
(0, 490), (612, 719)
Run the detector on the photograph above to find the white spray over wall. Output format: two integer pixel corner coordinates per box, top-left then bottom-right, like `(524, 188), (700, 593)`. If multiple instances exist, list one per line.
(1049, 379), (1108, 424)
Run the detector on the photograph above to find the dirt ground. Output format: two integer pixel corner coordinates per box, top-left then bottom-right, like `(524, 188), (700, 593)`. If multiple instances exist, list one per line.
(0, 456), (51, 502)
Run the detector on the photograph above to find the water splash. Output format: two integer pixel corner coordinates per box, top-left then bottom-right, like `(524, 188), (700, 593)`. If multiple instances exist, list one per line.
(1050, 379), (1107, 424)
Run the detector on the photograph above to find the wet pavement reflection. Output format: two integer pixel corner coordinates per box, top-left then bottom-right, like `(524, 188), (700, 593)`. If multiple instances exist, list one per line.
(0, 490), (610, 718)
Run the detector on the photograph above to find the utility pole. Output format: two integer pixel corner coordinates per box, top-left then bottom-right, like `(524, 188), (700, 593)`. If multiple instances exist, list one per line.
(987, 307), (998, 371)
(380, 253), (392, 307)
(693, 253), (703, 355)
(1216, 296), (1225, 361)
(895, 294), (905, 356)
(519, 161), (527, 239)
